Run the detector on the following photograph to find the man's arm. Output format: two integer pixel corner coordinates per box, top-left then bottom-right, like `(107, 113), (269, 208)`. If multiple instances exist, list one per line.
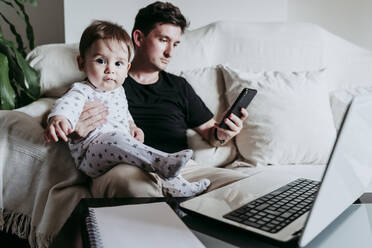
(194, 108), (248, 147)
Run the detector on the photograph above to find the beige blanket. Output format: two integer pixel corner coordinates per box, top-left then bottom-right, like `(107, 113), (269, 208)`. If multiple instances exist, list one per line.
(0, 111), (91, 247)
(0, 109), (249, 247)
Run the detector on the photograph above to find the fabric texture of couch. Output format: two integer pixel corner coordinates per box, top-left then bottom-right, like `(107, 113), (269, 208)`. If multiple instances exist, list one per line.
(1, 21), (372, 247)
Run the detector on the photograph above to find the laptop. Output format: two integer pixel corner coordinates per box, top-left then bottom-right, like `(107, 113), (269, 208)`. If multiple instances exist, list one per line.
(180, 95), (372, 247)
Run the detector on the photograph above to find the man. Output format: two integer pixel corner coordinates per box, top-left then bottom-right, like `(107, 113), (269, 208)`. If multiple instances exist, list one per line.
(73, 1), (248, 197)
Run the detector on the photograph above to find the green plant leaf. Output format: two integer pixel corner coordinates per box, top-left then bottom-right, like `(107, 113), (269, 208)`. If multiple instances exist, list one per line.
(0, 11), (26, 57)
(0, 37), (40, 106)
(0, 19), (3, 37)
(16, 0), (37, 7)
(14, 0), (35, 50)
(14, 49), (40, 99)
(0, 52), (16, 109)
(0, 38), (25, 88)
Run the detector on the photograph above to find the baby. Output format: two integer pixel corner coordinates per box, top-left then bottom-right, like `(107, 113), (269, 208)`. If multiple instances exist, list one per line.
(45, 20), (210, 197)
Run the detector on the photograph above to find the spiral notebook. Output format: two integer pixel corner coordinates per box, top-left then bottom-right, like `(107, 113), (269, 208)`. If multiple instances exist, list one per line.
(85, 202), (205, 248)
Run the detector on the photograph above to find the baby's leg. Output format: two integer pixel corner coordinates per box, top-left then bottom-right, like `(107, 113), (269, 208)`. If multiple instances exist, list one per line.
(162, 175), (211, 197)
(151, 149), (194, 178)
(80, 132), (192, 178)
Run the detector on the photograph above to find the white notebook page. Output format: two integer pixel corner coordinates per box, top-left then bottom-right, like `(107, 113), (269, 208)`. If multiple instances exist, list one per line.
(92, 202), (205, 248)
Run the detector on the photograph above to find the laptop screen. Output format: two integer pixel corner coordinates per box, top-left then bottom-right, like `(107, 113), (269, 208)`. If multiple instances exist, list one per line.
(299, 95), (372, 246)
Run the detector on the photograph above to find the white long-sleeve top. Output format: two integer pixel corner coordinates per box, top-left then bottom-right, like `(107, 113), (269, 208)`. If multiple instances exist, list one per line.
(48, 81), (133, 165)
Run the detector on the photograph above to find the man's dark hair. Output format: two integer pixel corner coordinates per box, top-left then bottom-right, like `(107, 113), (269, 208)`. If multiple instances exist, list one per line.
(132, 1), (189, 38)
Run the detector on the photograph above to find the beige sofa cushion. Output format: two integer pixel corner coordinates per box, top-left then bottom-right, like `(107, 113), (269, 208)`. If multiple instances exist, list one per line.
(221, 65), (336, 166)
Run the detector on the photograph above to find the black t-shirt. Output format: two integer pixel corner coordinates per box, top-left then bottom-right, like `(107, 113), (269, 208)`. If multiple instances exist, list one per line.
(123, 71), (213, 153)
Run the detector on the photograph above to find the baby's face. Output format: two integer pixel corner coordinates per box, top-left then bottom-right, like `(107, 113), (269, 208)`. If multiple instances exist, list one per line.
(79, 39), (130, 91)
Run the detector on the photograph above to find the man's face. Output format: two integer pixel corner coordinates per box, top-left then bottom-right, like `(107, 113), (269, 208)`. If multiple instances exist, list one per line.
(138, 23), (182, 71)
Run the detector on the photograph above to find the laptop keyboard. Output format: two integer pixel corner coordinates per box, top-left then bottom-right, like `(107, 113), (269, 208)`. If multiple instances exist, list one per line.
(223, 178), (320, 233)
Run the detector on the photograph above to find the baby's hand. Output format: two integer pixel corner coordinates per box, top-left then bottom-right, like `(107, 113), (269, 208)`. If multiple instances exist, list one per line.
(132, 126), (145, 143)
(45, 115), (72, 142)
(129, 121), (144, 143)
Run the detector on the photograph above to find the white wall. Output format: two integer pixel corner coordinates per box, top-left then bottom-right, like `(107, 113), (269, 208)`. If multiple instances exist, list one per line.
(288, 0), (372, 51)
(64, 0), (287, 43)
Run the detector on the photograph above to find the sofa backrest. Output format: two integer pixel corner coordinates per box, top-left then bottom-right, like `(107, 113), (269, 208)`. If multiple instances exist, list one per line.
(167, 21), (372, 91)
(27, 21), (372, 97)
(168, 21), (326, 73)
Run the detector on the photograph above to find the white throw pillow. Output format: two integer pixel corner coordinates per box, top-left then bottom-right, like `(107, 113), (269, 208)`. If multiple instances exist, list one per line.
(330, 86), (372, 131)
(220, 65), (336, 165)
(27, 43), (84, 97)
(178, 67), (237, 167)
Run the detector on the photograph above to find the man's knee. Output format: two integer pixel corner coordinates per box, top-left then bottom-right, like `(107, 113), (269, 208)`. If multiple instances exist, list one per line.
(90, 164), (164, 197)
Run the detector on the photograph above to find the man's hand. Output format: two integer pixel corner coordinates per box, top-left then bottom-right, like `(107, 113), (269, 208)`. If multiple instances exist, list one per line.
(73, 101), (108, 139)
(129, 121), (145, 143)
(45, 115), (72, 142)
(194, 107), (249, 147)
(215, 107), (249, 143)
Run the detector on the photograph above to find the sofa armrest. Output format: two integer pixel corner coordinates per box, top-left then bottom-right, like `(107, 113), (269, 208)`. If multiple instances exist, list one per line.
(13, 97), (55, 125)
(0, 110), (92, 247)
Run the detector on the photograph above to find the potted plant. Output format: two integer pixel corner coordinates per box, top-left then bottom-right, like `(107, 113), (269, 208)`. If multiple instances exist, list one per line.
(0, 0), (40, 110)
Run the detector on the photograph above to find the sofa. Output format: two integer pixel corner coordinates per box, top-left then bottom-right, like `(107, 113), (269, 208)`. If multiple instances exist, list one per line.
(1, 21), (372, 247)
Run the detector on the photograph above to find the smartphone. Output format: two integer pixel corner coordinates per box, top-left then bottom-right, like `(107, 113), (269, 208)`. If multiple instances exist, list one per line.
(219, 88), (257, 129)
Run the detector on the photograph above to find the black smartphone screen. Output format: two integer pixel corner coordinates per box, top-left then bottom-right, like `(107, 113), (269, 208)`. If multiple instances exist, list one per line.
(219, 88), (257, 129)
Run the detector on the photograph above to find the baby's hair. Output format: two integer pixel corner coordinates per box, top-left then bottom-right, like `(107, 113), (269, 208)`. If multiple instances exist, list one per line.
(79, 20), (134, 62)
